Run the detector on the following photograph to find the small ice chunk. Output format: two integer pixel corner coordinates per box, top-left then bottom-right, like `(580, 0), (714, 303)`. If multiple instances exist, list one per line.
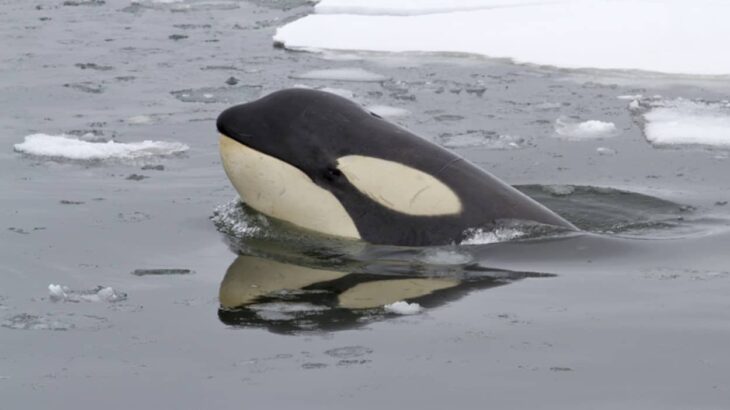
(48, 284), (68, 302)
(292, 68), (387, 82)
(555, 118), (616, 140)
(629, 100), (641, 110)
(384, 301), (422, 315)
(132, 268), (192, 276)
(596, 147), (617, 156)
(642, 99), (730, 148)
(617, 94), (643, 100)
(14, 134), (188, 160)
(366, 105), (409, 117)
(437, 131), (526, 149)
(48, 284), (127, 303)
(127, 115), (153, 125)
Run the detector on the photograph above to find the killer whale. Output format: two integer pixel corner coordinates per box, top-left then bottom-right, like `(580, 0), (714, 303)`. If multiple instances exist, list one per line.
(216, 88), (577, 246)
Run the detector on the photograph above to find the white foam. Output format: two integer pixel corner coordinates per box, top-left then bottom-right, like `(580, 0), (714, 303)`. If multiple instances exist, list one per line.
(276, 0), (730, 75)
(461, 226), (525, 245)
(210, 199), (270, 239)
(14, 134), (188, 160)
(366, 105), (410, 117)
(292, 68), (387, 82)
(642, 99), (730, 148)
(419, 249), (473, 265)
(384, 301), (422, 315)
(554, 118), (616, 140)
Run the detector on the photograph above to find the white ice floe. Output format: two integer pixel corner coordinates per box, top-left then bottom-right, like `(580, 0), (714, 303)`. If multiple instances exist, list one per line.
(554, 118), (616, 140)
(384, 301), (423, 315)
(276, 0), (730, 75)
(48, 284), (127, 303)
(366, 105), (410, 117)
(14, 134), (189, 160)
(315, 0), (561, 15)
(642, 99), (730, 148)
(291, 68), (387, 82)
(596, 147), (617, 156)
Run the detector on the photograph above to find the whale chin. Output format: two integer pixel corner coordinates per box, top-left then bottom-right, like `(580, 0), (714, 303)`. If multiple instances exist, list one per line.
(218, 134), (361, 240)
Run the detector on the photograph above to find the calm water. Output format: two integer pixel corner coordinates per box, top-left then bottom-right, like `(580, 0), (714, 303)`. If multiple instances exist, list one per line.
(1, 1), (730, 409)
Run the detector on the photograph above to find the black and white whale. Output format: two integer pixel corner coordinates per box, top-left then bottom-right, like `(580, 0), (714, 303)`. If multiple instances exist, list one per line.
(216, 88), (577, 246)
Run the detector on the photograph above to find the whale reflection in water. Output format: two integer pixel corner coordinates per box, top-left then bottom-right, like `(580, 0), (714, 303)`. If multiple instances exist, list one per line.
(218, 254), (552, 334)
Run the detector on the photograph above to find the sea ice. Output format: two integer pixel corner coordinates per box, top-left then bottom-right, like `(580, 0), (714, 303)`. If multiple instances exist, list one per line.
(276, 0), (730, 75)
(48, 284), (127, 303)
(14, 134), (189, 160)
(366, 105), (410, 117)
(437, 130), (526, 149)
(641, 99), (730, 148)
(554, 118), (616, 140)
(292, 68), (388, 82)
(384, 301), (422, 315)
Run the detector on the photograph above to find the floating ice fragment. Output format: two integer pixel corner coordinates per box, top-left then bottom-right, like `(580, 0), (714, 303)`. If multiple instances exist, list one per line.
(366, 105), (410, 117)
(554, 118), (616, 140)
(617, 94), (643, 100)
(437, 131), (526, 149)
(14, 134), (188, 160)
(48, 284), (127, 303)
(127, 115), (154, 124)
(292, 68), (387, 82)
(384, 301), (422, 315)
(641, 99), (730, 148)
(596, 147), (617, 156)
(132, 268), (192, 276)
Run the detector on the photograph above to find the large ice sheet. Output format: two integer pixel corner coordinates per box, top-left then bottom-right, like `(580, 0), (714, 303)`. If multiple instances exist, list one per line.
(315, 0), (561, 15)
(642, 99), (730, 148)
(276, 0), (730, 75)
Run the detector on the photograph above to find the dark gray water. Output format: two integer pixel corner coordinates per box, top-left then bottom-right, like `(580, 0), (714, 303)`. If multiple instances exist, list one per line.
(2, 1), (730, 409)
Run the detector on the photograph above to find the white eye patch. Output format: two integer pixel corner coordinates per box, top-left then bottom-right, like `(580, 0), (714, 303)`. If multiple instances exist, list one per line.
(336, 155), (462, 216)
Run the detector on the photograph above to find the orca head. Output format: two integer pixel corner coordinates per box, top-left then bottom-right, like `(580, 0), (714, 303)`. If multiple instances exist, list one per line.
(216, 89), (466, 241)
(216, 89), (372, 239)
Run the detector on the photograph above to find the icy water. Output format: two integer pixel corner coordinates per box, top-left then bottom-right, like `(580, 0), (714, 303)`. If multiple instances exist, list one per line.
(2, 1), (730, 409)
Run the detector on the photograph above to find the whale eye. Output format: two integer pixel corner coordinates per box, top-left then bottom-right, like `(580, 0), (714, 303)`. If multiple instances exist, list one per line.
(323, 166), (342, 181)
